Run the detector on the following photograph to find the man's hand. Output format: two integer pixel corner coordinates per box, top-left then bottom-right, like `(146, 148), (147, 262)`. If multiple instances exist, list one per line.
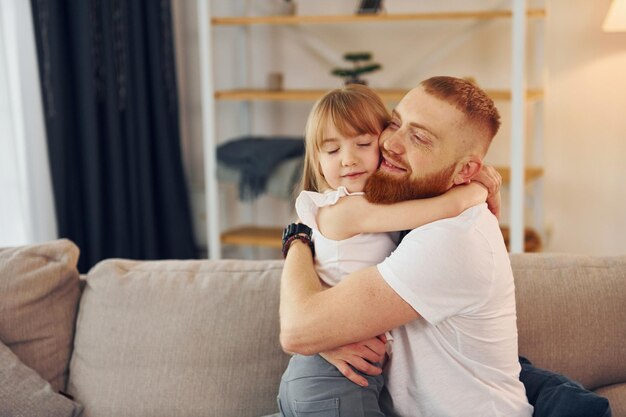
(319, 334), (387, 387)
(472, 165), (502, 218)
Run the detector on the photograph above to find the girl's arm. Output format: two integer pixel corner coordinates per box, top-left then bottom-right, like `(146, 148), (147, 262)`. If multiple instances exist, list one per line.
(317, 182), (487, 240)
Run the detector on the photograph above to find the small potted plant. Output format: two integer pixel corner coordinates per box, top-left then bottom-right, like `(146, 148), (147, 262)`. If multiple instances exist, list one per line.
(331, 52), (382, 86)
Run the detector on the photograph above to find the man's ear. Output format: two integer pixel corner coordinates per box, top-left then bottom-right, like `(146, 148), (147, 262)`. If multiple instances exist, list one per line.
(453, 157), (482, 185)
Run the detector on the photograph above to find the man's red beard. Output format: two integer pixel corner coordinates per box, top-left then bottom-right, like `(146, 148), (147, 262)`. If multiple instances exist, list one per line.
(364, 162), (457, 204)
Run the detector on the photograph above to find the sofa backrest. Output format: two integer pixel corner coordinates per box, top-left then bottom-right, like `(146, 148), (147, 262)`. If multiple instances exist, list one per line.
(511, 253), (626, 391)
(68, 258), (291, 417)
(66, 254), (626, 417)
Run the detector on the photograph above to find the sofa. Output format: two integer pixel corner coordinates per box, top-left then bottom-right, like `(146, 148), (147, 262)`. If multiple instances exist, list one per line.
(0, 239), (624, 417)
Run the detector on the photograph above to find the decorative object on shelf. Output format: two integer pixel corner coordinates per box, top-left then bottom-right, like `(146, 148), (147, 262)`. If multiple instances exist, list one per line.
(217, 156), (303, 202)
(500, 226), (542, 253)
(280, 0), (297, 16)
(268, 72), (284, 91)
(216, 137), (304, 201)
(603, 0), (626, 32)
(356, 0), (383, 15)
(331, 52), (382, 86)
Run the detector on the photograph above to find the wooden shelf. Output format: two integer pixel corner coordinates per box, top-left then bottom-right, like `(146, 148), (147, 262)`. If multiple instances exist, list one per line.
(497, 166), (543, 183)
(215, 88), (543, 102)
(221, 226), (283, 248)
(212, 10), (546, 26)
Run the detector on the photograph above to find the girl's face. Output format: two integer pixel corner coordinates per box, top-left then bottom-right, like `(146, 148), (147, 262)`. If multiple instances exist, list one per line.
(317, 122), (381, 193)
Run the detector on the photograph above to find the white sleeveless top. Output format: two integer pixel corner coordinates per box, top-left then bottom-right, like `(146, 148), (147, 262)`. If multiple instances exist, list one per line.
(295, 187), (399, 287)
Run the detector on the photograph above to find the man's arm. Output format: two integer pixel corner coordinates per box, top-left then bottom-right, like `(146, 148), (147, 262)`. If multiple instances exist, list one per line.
(279, 240), (419, 355)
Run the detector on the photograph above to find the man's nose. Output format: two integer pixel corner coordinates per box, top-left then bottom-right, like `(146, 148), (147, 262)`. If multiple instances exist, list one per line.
(382, 129), (405, 155)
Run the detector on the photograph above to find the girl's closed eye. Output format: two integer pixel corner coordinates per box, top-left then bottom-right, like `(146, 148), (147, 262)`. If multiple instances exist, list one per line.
(321, 141), (340, 154)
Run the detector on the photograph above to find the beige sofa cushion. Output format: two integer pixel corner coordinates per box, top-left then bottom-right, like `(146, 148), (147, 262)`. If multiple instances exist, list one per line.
(512, 253), (626, 391)
(68, 258), (290, 417)
(0, 340), (83, 416)
(0, 239), (81, 393)
(595, 383), (626, 417)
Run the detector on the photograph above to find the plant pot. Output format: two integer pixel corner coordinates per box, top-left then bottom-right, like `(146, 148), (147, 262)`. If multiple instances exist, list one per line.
(345, 78), (368, 86)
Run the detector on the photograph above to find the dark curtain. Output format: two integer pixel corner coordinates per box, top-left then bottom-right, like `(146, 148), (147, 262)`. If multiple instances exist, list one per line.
(31, 0), (197, 272)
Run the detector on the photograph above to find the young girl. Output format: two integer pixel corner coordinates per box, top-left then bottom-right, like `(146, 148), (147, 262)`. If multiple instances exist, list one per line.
(277, 84), (488, 417)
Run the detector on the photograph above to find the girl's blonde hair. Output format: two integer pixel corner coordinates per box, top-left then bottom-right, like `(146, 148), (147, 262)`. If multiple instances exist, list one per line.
(299, 84), (389, 193)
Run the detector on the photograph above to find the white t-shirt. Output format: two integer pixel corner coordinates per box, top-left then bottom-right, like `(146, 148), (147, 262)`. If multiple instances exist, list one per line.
(295, 187), (399, 287)
(377, 203), (533, 417)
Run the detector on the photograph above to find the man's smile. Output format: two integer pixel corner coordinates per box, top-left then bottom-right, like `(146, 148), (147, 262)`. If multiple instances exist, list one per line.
(380, 156), (407, 174)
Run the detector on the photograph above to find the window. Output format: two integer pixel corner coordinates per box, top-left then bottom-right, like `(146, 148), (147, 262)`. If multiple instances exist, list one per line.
(0, 1), (56, 246)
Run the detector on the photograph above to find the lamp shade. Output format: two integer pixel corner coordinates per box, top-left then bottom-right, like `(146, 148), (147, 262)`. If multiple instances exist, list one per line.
(603, 0), (626, 32)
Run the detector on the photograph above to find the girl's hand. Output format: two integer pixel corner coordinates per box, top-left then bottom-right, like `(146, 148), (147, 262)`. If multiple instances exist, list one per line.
(446, 181), (488, 216)
(452, 182), (488, 207)
(472, 165), (502, 218)
(319, 334), (387, 387)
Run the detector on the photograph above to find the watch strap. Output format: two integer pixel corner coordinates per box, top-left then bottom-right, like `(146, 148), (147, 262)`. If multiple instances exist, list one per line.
(282, 223), (314, 258)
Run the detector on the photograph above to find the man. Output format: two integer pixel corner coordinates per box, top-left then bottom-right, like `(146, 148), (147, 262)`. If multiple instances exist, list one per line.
(279, 76), (533, 416)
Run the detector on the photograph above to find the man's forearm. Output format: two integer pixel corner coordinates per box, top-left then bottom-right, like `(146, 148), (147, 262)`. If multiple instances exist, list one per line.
(279, 239), (419, 355)
(279, 240), (324, 355)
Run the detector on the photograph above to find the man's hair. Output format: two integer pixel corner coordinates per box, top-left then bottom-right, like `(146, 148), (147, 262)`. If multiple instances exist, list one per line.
(299, 84), (389, 193)
(420, 76), (501, 152)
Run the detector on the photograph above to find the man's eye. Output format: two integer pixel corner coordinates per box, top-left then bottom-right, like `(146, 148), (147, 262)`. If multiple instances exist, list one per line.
(358, 142), (372, 147)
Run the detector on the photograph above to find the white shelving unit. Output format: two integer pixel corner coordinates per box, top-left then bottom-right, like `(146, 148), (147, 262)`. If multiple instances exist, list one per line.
(197, 0), (545, 259)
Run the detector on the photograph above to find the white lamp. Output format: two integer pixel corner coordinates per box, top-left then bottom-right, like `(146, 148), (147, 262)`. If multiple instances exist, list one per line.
(603, 0), (626, 32)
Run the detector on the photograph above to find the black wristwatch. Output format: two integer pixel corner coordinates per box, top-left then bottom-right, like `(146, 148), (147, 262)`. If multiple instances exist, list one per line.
(281, 223), (315, 259)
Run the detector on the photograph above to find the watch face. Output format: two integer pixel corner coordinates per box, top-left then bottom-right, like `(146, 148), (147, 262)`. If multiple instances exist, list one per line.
(294, 223), (312, 237)
(282, 223), (297, 243)
(283, 223), (295, 239)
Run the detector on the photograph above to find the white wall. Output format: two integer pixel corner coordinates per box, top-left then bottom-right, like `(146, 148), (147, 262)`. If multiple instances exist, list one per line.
(173, 0), (626, 256)
(543, 0), (626, 255)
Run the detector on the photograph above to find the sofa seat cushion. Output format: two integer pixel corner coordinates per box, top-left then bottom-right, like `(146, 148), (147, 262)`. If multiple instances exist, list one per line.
(0, 239), (81, 393)
(0, 340), (83, 416)
(67, 258), (290, 417)
(511, 254), (626, 391)
(595, 384), (626, 417)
